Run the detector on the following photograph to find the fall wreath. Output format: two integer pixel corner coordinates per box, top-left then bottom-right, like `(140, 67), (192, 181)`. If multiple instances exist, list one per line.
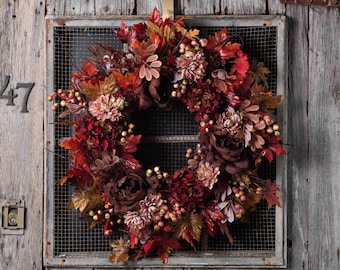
(49, 8), (286, 264)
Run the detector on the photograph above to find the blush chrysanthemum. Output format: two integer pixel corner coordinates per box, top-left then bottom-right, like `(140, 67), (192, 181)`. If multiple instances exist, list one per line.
(89, 94), (125, 122)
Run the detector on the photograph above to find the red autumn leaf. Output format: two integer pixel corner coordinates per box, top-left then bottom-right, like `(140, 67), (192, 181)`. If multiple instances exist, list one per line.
(81, 61), (98, 76)
(149, 30), (161, 46)
(262, 148), (275, 163)
(263, 180), (281, 209)
(137, 239), (154, 258)
(150, 232), (182, 264)
(59, 137), (81, 152)
(112, 69), (141, 92)
(260, 133), (286, 163)
(148, 7), (162, 27)
(128, 231), (139, 249)
(219, 42), (240, 60)
(207, 28), (228, 50)
(231, 50), (249, 76)
(115, 20), (133, 43)
(59, 138), (87, 168)
(270, 143), (286, 156)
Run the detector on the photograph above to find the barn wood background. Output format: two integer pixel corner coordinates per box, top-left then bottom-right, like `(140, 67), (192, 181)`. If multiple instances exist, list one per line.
(0, 0), (339, 269)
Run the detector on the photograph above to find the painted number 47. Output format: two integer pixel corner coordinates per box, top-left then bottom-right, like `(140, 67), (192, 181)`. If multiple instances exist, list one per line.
(0, 75), (35, 113)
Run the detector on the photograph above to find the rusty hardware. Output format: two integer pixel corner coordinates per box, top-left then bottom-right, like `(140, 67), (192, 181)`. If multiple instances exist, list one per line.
(280, 0), (340, 7)
(1, 199), (25, 235)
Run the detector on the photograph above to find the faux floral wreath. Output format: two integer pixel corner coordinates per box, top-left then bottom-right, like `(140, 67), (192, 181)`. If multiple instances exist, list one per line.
(49, 8), (286, 264)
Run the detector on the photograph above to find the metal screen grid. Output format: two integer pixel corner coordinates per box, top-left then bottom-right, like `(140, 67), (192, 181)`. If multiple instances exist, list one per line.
(52, 24), (278, 256)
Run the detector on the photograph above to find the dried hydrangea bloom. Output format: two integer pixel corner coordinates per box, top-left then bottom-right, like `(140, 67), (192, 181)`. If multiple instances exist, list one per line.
(88, 94), (125, 122)
(196, 162), (220, 189)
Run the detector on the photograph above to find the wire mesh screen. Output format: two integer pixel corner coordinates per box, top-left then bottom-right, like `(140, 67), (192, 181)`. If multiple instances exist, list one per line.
(52, 24), (278, 258)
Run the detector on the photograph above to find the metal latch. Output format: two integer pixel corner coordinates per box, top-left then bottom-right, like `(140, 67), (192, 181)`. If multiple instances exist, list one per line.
(1, 199), (25, 234)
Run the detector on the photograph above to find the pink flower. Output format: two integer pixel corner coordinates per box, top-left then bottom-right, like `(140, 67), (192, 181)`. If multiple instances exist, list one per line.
(174, 50), (207, 83)
(139, 193), (166, 223)
(215, 107), (243, 136)
(124, 211), (147, 231)
(88, 94), (125, 122)
(196, 162), (220, 189)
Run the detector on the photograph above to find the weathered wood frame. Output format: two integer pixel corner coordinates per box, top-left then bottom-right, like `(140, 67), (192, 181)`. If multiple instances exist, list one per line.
(44, 15), (287, 269)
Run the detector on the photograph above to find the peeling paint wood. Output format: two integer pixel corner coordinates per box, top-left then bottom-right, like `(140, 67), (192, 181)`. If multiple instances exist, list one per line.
(0, 0), (45, 270)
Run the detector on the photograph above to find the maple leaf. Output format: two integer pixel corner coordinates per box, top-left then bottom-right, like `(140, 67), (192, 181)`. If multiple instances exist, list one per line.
(207, 28), (228, 50)
(112, 69), (141, 92)
(262, 180), (281, 209)
(59, 137), (87, 168)
(81, 61), (98, 76)
(67, 190), (103, 212)
(255, 92), (282, 109)
(219, 42), (240, 60)
(149, 232), (182, 264)
(185, 28), (200, 40)
(109, 237), (130, 263)
(259, 133), (286, 163)
(174, 213), (203, 250)
(249, 59), (270, 87)
(82, 74), (117, 102)
(231, 50), (249, 76)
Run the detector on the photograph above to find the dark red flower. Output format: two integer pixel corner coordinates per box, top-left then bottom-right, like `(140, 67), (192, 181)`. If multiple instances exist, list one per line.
(104, 169), (159, 216)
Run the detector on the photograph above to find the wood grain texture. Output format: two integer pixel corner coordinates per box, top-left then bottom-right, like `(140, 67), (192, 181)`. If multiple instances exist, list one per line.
(0, 0), (338, 269)
(136, 0), (162, 15)
(220, 0), (267, 15)
(177, 0), (220, 15)
(285, 4), (310, 269)
(307, 5), (340, 270)
(0, 0), (45, 269)
(268, 0), (287, 14)
(46, 0), (135, 16)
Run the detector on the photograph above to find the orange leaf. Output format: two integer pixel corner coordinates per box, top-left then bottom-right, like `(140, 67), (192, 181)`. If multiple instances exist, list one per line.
(112, 69), (141, 92)
(81, 61), (98, 76)
(59, 176), (69, 186)
(219, 42), (240, 59)
(109, 237), (130, 263)
(185, 28), (200, 40)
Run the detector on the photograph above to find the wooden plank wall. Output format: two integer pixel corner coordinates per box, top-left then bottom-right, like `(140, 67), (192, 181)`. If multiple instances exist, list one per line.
(0, 0), (339, 269)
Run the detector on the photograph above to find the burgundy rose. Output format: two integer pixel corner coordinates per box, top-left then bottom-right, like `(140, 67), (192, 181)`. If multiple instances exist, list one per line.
(104, 169), (159, 216)
(200, 131), (249, 174)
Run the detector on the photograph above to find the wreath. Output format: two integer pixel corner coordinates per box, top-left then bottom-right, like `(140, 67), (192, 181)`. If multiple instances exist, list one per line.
(49, 8), (286, 264)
